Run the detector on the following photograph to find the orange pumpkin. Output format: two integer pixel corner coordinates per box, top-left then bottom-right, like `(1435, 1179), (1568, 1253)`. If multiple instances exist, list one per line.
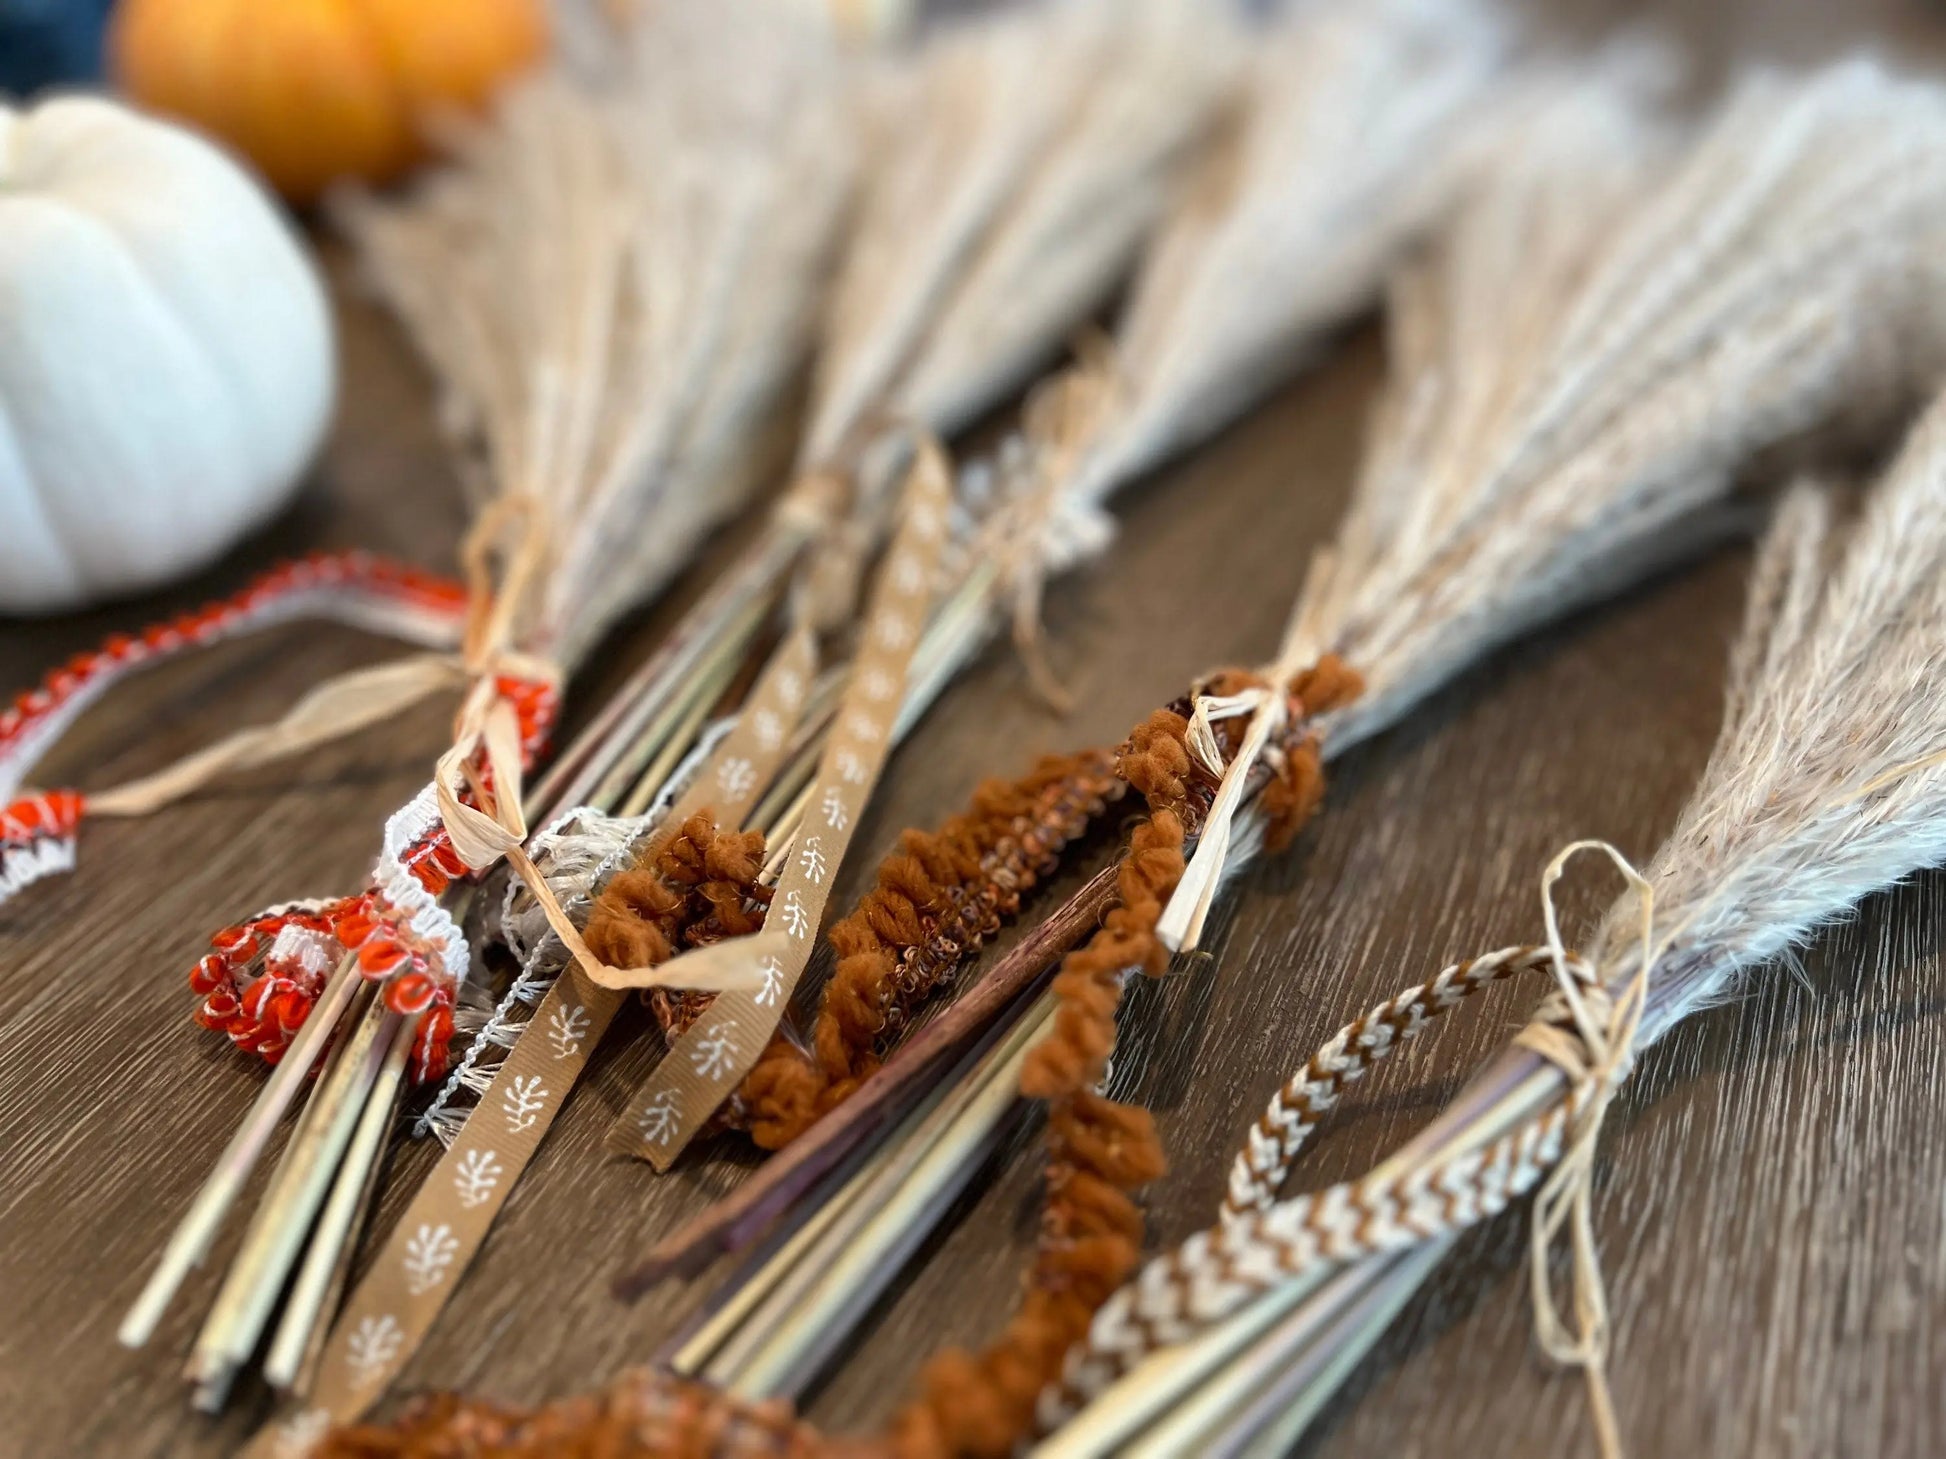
(110, 0), (548, 203)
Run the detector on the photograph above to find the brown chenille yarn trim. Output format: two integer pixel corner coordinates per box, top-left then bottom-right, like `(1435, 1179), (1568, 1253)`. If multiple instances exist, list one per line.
(882, 709), (1199, 1459)
(317, 1367), (825, 1459)
(736, 749), (1125, 1150)
(887, 657), (1361, 1459)
(581, 810), (773, 998)
(1259, 655), (1363, 852)
(325, 659), (1362, 1459)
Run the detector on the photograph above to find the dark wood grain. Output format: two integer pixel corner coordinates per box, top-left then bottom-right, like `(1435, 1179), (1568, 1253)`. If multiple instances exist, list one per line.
(5, 5), (1946, 1456)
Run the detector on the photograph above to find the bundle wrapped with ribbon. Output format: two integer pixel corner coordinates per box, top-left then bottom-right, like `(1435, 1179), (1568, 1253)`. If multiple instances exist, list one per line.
(560, 51), (1946, 1459)
(95, 0), (871, 1403)
(405, 0), (1251, 1150)
(439, 0), (1517, 1165)
(1041, 386), (1946, 1458)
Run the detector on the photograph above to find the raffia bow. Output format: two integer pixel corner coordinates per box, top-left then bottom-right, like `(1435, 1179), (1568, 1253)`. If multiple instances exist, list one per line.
(1513, 839), (1657, 1459)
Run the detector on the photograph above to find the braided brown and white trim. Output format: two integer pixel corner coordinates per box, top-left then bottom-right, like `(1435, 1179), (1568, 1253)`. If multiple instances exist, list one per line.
(1224, 943), (1564, 1218)
(1042, 942), (1604, 1429)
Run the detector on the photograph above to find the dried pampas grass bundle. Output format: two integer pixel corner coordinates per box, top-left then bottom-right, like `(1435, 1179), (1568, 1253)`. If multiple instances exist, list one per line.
(985, 0), (1514, 650)
(1162, 54), (1946, 954)
(448, 0), (1245, 1129)
(114, 0), (862, 1404)
(345, 0), (854, 670)
(1034, 57), (1946, 1459)
(1050, 388), (1946, 1459)
(1073, 0), (1514, 503)
(851, 0), (1242, 455)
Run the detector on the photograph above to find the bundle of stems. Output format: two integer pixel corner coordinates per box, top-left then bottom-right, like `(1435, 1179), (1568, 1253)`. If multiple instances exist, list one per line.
(199, 4), (1244, 1432)
(655, 51), (1946, 1448)
(1046, 386), (1946, 1458)
(433, 553), (1004, 1145)
(588, 0), (1524, 1380)
(529, 0), (1241, 848)
(115, 0), (861, 1402)
(440, 0), (1250, 1131)
(501, 0), (1517, 1220)
(1016, 56), (1946, 1457)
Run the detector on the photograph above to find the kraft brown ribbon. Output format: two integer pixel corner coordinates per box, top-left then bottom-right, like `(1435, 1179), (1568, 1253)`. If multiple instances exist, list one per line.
(617, 440), (952, 1169)
(246, 625), (818, 1457)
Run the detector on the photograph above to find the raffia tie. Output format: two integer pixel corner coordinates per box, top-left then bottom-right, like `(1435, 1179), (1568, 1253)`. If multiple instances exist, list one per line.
(1041, 841), (1656, 1450)
(1509, 840), (1656, 1459)
(991, 351), (1120, 711)
(425, 500), (759, 1003)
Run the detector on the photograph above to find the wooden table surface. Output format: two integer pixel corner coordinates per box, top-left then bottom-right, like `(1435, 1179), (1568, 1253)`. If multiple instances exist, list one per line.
(7, 4), (1946, 1456)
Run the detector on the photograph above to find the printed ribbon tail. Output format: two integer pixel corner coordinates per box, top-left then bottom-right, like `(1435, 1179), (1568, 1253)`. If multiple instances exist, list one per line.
(616, 438), (954, 1169)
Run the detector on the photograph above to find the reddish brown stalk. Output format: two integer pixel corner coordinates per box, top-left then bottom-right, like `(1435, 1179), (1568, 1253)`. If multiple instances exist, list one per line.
(616, 860), (1122, 1298)
(734, 750), (1124, 1146)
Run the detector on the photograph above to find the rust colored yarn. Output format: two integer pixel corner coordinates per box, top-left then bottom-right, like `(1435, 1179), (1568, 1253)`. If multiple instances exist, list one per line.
(738, 750), (1123, 1149)
(581, 810), (772, 1015)
(317, 1367), (823, 1459)
(1258, 654), (1364, 851)
(884, 711), (1198, 1459)
(886, 658), (1361, 1459)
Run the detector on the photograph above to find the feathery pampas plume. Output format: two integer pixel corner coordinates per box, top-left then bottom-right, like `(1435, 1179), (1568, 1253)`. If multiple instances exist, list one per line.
(1303, 56), (1946, 753)
(0, 0), (862, 1070)
(800, 0), (1240, 477)
(990, 0), (1515, 615)
(343, 1), (854, 668)
(1156, 53), (1946, 952)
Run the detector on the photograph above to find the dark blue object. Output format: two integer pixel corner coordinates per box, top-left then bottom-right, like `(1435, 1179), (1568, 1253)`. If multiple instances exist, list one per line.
(0, 0), (115, 95)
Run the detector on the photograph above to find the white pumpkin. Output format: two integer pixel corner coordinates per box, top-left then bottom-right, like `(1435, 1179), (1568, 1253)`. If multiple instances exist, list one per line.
(0, 95), (334, 613)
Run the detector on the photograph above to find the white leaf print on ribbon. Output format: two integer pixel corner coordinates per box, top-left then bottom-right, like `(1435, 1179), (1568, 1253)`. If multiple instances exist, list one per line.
(502, 1074), (547, 1132)
(755, 953), (786, 1007)
(692, 1023), (739, 1079)
(778, 889), (812, 938)
(637, 1090), (680, 1147)
(403, 1223), (458, 1295)
(716, 755), (756, 798)
(799, 835), (828, 884)
(345, 1314), (403, 1384)
(453, 1148), (502, 1208)
(546, 1002), (589, 1059)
